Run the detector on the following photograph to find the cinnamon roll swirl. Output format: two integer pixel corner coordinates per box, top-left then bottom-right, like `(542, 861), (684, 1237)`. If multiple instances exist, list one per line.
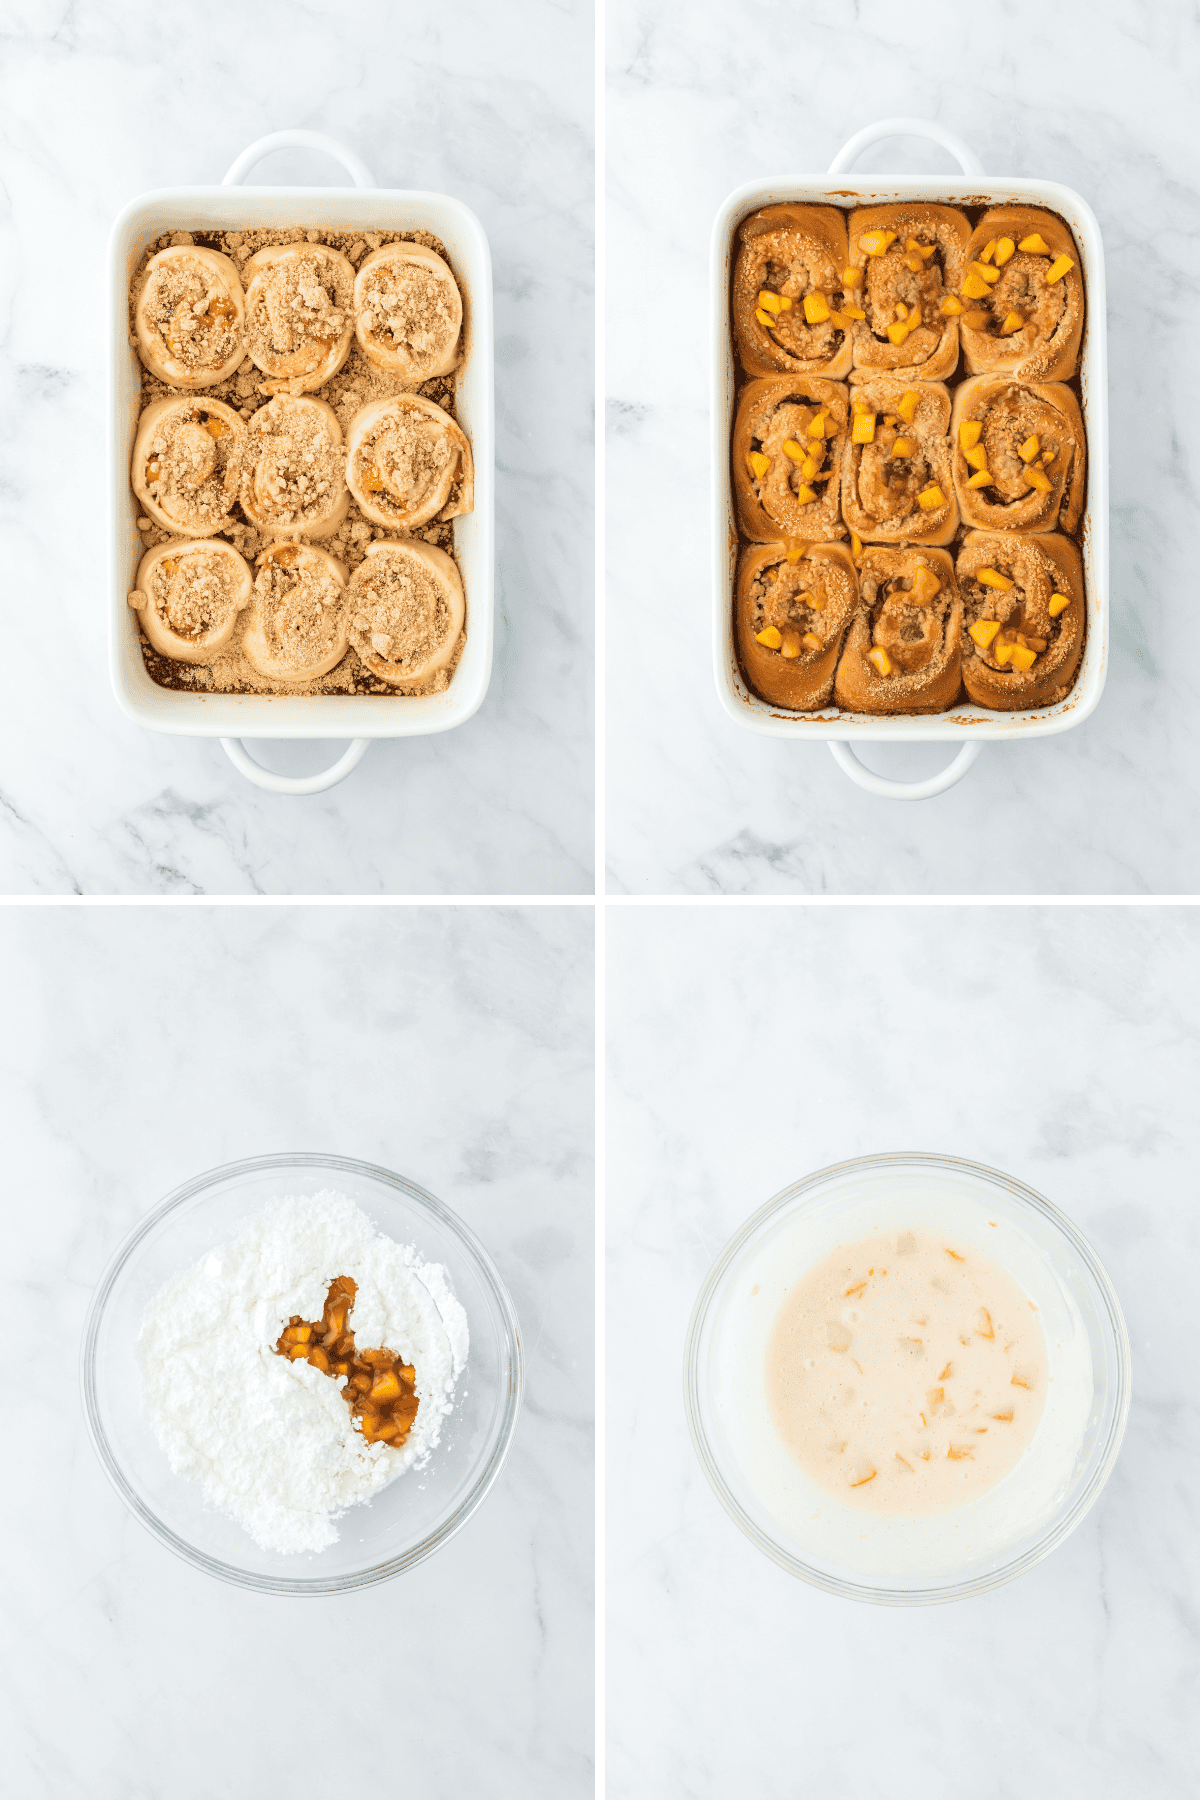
(133, 245), (246, 389)
(735, 542), (858, 709)
(834, 546), (962, 715)
(840, 379), (957, 546)
(957, 531), (1083, 710)
(243, 243), (355, 394)
(950, 377), (1085, 535)
(128, 539), (253, 663)
(733, 377), (849, 544)
(959, 208), (1083, 383)
(345, 395), (474, 532)
(846, 204), (970, 384)
(238, 395), (349, 540)
(732, 205), (856, 380)
(353, 244), (463, 381)
(131, 396), (245, 538)
(241, 543), (350, 684)
(346, 541), (465, 686)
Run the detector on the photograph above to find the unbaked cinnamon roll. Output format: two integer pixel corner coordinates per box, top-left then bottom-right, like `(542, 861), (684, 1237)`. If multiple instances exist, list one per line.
(127, 539), (253, 663)
(353, 243), (463, 381)
(344, 395), (474, 531)
(735, 542), (858, 709)
(957, 531), (1083, 710)
(131, 396), (245, 537)
(241, 543), (350, 683)
(238, 395), (349, 540)
(243, 243), (355, 394)
(958, 208), (1083, 383)
(834, 546), (962, 715)
(840, 378), (957, 546)
(733, 377), (849, 544)
(345, 541), (465, 686)
(950, 377), (1085, 535)
(133, 245), (246, 388)
(732, 205), (856, 380)
(846, 204), (971, 383)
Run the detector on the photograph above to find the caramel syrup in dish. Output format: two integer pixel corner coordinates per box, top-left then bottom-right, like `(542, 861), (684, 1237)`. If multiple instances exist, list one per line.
(276, 1275), (419, 1446)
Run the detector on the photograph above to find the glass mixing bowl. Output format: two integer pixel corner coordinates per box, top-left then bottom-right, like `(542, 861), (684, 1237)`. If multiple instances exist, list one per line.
(81, 1153), (522, 1594)
(684, 1151), (1129, 1605)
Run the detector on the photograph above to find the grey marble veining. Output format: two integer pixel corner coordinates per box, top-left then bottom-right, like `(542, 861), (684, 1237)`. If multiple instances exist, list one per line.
(606, 0), (1200, 894)
(0, 0), (593, 895)
(0, 904), (594, 1796)
(607, 904), (1199, 1798)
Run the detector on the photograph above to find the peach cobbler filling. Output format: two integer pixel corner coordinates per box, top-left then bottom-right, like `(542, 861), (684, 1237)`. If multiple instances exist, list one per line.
(275, 1274), (419, 1447)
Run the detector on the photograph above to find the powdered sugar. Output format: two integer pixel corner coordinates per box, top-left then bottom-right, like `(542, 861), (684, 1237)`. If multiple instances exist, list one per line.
(137, 1191), (469, 1554)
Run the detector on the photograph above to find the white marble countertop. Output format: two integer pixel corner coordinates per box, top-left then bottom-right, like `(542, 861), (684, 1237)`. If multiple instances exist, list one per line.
(1, 904), (593, 1795)
(0, 0), (593, 895)
(606, 0), (1200, 894)
(607, 904), (1199, 1797)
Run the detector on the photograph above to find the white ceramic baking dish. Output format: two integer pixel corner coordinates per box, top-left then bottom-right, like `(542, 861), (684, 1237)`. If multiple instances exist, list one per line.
(108, 129), (494, 796)
(711, 118), (1108, 801)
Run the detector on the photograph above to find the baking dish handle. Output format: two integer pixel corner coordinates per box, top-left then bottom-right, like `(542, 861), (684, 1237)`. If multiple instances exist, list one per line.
(827, 739), (982, 801)
(219, 737), (370, 795)
(828, 118), (984, 178)
(223, 130), (376, 189)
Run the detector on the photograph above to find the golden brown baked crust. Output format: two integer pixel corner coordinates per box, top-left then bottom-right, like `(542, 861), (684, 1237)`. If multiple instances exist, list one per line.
(735, 542), (858, 709)
(950, 376), (1085, 534)
(847, 204), (971, 384)
(733, 376), (849, 543)
(957, 532), (1083, 710)
(732, 205), (854, 379)
(834, 546), (962, 715)
(960, 207), (1083, 383)
(840, 378), (957, 546)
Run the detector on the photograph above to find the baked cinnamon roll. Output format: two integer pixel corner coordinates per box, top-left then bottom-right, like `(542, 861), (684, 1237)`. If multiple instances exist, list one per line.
(345, 395), (474, 532)
(846, 204), (970, 384)
(957, 531), (1084, 710)
(131, 396), (245, 537)
(345, 541), (465, 686)
(834, 546), (962, 715)
(127, 539), (253, 663)
(959, 208), (1083, 382)
(133, 245), (246, 389)
(950, 377), (1085, 535)
(735, 542), (858, 709)
(353, 244), (463, 381)
(732, 205), (856, 380)
(243, 243), (355, 394)
(840, 379), (957, 546)
(241, 543), (350, 683)
(733, 377), (849, 544)
(238, 395), (349, 540)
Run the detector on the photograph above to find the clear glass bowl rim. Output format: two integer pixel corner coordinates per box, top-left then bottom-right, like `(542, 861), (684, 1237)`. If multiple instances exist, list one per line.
(683, 1149), (1131, 1606)
(80, 1150), (524, 1596)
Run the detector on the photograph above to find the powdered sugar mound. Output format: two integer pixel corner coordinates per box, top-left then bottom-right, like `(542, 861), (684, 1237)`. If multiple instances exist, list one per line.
(137, 1190), (469, 1553)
